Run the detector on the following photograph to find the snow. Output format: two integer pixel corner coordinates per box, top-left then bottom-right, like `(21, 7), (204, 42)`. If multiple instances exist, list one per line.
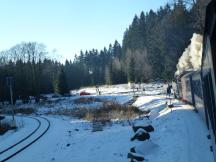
(8, 117), (134, 162)
(133, 140), (159, 156)
(72, 84), (134, 95)
(71, 83), (166, 96)
(149, 104), (213, 162)
(0, 117), (49, 161)
(133, 95), (166, 111)
(6, 83), (165, 115)
(0, 84), (214, 162)
(0, 116), (37, 149)
(10, 94), (133, 115)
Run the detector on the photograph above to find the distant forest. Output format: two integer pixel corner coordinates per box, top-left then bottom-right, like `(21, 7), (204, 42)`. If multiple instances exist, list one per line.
(0, 0), (209, 102)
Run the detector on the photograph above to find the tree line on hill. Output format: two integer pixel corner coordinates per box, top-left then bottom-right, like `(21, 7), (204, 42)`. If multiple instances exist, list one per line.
(0, 0), (209, 103)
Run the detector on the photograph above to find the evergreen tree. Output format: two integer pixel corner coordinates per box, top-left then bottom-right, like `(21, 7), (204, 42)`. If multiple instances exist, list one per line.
(128, 57), (135, 83)
(0, 1), (207, 104)
(105, 63), (113, 85)
(113, 40), (122, 58)
(56, 67), (68, 95)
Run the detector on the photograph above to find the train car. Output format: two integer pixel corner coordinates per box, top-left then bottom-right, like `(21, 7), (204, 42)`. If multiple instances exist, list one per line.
(176, 71), (190, 99)
(201, 0), (216, 159)
(191, 71), (206, 122)
(179, 71), (206, 122)
(177, 70), (211, 132)
(180, 72), (194, 104)
(175, 0), (216, 160)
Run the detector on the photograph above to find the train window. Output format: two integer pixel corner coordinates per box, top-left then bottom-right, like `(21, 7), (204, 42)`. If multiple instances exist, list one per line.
(203, 73), (216, 141)
(186, 79), (191, 91)
(193, 79), (203, 99)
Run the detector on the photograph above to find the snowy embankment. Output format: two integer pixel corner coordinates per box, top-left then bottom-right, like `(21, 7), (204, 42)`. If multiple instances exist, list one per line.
(133, 96), (166, 111)
(1, 95), (213, 162)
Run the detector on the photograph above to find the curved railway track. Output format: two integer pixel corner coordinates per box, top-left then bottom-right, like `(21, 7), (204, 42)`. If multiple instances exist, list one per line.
(0, 116), (50, 162)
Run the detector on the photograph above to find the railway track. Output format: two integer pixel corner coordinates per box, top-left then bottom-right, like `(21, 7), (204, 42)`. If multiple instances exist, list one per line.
(0, 116), (50, 162)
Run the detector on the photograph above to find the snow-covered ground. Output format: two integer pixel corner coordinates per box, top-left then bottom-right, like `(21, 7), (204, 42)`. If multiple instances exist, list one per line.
(0, 116), (36, 146)
(71, 83), (166, 96)
(9, 83), (165, 114)
(11, 94), (134, 115)
(0, 84), (214, 162)
(133, 95), (166, 111)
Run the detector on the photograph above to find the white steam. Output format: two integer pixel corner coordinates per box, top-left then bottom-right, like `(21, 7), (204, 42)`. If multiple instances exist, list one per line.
(175, 33), (203, 76)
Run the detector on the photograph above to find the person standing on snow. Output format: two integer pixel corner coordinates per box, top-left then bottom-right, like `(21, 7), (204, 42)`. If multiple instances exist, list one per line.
(166, 83), (172, 104)
(166, 83), (174, 111)
(166, 84), (172, 97)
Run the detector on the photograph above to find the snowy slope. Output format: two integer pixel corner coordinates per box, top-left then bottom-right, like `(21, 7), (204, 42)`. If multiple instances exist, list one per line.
(2, 98), (213, 162)
(133, 96), (166, 111)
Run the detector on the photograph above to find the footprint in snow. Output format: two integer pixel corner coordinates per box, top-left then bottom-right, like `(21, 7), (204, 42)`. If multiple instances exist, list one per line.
(66, 143), (71, 147)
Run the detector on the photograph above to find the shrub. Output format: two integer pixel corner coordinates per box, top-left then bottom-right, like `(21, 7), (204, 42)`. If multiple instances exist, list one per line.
(1, 106), (36, 115)
(0, 123), (16, 135)
(14, 108), (36, 114)
(91, 102), (143, 121)
(73, 97), (103, 104)
(46, 102), (146, 123)
(47, 107), (91, 119)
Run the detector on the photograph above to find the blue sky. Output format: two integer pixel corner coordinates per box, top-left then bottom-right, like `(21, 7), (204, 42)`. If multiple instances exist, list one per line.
(0, 0), (168, 61)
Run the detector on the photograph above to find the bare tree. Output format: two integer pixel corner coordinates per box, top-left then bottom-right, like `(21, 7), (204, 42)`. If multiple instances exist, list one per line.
(125, 49), (152, 82)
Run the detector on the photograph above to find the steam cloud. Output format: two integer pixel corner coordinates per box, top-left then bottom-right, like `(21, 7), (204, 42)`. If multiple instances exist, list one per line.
(175, 33), (203, 76)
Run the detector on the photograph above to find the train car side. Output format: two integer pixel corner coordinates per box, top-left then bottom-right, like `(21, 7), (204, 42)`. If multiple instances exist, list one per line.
(176, 1), (216, 160)
(201, 0), (216, 159)
(179, 71), (206, 120)
(180, 72), (194, 104)
(191, 72), (206, 122)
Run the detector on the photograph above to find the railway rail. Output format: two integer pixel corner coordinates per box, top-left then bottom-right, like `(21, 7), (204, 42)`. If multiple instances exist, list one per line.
(0, 116), (50, 162)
